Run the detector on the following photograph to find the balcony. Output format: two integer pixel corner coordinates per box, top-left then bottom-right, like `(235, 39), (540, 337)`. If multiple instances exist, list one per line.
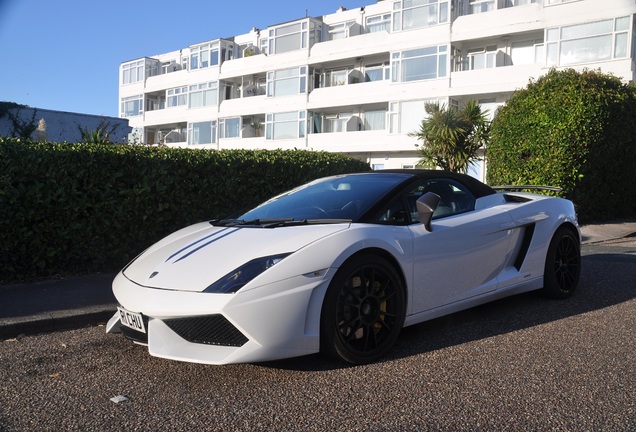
(308, 130), (417, 153)
(450, 63), (544, 95)
(452, 1), (542, 41)
(310, 31), (392, 64)
(308, 80), (391, 110)
(144, 69), (191, 93)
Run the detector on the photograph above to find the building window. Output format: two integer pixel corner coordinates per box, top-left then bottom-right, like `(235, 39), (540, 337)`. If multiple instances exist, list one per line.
(189, 82), (218, 108)
(365, 63), (390, 82)
(389, 99), (440, 134)
(120, 95), (143, 117)
(220, 117), (240, 139)
(188, 121), (217, 145)
(122, 60), (144, 85)
(465, 46), (498, 70)
(510, 39), (544, 65)
(190, 42), (220, 70)
(324, 112), (353, 133)
(469, 0), (495, 14)
(267, 67), (307, 97)
(324, 69), (349, 87)
(363, 109), (387, 131)
(266, 112), (306, 140)
(546, 17), (630, 67)
(167, 87), (188, 107)
(328, 21), (355, 40)
(367, 14), (391, 33)
(391, 45), (448, 82)
(262, 20), (321, 55)
(392, 0), (449, 32)
(272, 22), (303, 54)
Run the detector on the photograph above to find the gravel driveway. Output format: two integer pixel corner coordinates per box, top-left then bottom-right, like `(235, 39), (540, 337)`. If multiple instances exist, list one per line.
(1, 239), (634, 431)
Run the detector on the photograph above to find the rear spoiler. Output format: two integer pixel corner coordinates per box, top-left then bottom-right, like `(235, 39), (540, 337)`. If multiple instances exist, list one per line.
(492, 185), (562, 192)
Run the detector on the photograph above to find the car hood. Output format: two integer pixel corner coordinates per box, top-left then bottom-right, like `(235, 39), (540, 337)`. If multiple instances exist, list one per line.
(122, 221), (349, 292)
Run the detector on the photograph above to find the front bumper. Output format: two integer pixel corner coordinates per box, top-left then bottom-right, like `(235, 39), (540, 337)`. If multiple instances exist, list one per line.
(106, 270), (331, 364)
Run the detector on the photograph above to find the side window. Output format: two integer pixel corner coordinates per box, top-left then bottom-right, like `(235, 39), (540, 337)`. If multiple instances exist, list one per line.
(420, 179), (476, 219)
(398, 179), (476, 221)
(376, 178), (476, 224)
(377, 198), (411, 225)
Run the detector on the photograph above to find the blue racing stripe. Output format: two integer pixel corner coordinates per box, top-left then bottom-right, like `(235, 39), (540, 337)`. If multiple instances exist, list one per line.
(165, 227), (232, 262)
(172, 228), (240, 263)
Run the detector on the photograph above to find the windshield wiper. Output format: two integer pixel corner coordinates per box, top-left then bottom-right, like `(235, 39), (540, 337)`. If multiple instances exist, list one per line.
(262, 219), (352, 228)
(212, 218), (352, 228)
(211, 218), (294, 227)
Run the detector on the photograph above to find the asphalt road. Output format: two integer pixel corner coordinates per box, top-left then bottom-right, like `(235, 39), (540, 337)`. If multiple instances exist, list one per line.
(1, 238), (634, 431)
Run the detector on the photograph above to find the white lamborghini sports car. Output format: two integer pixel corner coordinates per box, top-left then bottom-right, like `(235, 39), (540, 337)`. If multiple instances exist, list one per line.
(106, 170), (581, 365)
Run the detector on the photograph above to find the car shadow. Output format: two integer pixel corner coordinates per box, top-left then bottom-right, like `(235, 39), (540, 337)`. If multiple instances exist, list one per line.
(261, 252), (636, 371)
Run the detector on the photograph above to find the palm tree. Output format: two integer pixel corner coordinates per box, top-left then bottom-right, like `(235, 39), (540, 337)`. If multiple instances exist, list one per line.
(410, 100), (490, 173)
(77, 119), (121, 144)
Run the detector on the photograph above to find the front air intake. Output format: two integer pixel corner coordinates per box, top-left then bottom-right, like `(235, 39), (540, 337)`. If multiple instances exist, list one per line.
(163, 315), (249, 347)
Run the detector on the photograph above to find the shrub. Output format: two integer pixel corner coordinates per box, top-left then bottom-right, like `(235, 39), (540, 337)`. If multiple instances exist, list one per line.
(0, 139), (369, 281)
(487, 69), (636, 222)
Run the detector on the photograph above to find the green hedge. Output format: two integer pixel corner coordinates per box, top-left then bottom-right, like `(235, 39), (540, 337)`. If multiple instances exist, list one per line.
(0, 139), (370, 282)
(487, 69), (636, 223)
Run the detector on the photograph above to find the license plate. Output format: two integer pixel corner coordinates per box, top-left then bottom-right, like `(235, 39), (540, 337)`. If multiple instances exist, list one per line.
(117, 307), (146, 334)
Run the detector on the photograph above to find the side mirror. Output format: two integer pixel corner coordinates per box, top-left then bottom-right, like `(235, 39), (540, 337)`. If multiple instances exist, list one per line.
(416, 192), (441, 232)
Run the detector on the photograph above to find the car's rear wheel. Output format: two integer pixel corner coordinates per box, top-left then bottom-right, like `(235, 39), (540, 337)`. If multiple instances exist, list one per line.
(321, 253), (405, 364)
(542, 226), (581, 298)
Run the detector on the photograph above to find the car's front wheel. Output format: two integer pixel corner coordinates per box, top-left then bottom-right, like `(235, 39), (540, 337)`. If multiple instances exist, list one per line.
(321, 253), (406, 364)
(542, 226), (581, 298)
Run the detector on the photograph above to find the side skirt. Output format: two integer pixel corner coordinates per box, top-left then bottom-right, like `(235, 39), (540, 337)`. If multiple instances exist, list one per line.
(403, 277), (543, 328)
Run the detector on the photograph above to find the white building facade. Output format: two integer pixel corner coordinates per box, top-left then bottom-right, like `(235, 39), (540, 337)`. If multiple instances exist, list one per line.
(118, 0), (636, 181)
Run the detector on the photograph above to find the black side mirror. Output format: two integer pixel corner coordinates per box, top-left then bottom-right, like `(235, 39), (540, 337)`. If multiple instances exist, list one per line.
(416, 192), (441, 232)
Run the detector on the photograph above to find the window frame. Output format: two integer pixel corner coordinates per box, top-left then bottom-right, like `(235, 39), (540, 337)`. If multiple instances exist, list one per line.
(188, 81), (219, 109)
(267, 66), (308, 97)
(265, 111), (306, 140)
(188, 120), (217, 145)
(392, 0), (449, 32)
(120, 95), (143, 117)
(545, 16), (630, 67)
(391, 45), (448, 83)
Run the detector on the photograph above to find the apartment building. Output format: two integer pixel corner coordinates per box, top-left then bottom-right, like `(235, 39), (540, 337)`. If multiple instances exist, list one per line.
(118, 0), (636, 180)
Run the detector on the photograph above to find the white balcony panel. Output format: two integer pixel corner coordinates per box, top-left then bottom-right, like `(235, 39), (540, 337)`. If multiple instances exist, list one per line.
(119, 82), (144, 99)
(308, 130), (417, 153)
(143, 106), (189, 127)
(310, 32), (392, 64)
(223, 50), (310, 80)
(452, 4), (542, 42)
(144, 70), (196, 93)
(219, 137), (305, 151)
(308, 81), (391, 110)
(219, 95), (269, 117)
(308, 79), (451, 110)
(220, 55), (271, 79)
(558, 59), (635, 84)
(220, 94), (307, 117)
(450, 64), (544, 96)
(542, 0), (636, 29)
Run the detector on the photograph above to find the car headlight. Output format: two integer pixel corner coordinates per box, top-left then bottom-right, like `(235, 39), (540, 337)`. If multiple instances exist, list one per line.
(204, 253), (292, 293)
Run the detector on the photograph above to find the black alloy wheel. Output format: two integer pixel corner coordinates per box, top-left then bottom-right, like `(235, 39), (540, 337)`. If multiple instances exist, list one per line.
(542, 226), (581, 299)
(321, 253), (406, 364)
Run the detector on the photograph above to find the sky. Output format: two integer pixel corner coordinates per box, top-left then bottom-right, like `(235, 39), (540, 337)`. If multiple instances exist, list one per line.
(0, 0), (371, 118)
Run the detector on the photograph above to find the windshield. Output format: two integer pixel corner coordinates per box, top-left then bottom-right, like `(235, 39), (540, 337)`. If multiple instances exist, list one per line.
(233, 173), (410, 222)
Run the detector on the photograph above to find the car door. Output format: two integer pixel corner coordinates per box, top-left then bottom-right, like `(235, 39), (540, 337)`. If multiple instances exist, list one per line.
(405, 179), (513, 314)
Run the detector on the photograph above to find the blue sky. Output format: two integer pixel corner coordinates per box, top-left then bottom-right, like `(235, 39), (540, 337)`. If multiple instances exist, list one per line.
(0, 0), (371, 118)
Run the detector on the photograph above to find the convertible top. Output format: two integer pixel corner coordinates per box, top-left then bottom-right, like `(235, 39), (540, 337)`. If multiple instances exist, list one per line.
(375, 169), (497, 199)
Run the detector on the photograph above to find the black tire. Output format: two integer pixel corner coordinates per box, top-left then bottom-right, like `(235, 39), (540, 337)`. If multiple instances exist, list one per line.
(321, 253), (406, 364)
(542, 226), (581, 299)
